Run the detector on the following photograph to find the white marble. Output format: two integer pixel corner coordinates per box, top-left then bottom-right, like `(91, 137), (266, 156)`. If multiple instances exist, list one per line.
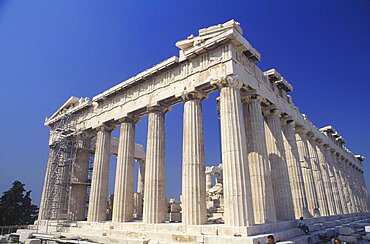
(112, 118), (136, 222)
(218, 76), (254, 226)
(181, 92), (207, 225)
(243, 94), (276, 224)
(87, 125), (113, 222)
(143, 106), (166, 224)
(264, 108), (295, 221)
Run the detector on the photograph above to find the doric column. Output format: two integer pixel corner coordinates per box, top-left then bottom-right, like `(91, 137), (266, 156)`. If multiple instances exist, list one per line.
(243, 94), (277, 224)
(263, 108), (294, 221)
(316, 142), (337, 215)
(295, 126), (320, 216)
(181, 91), (207, 225)
(87, 125), (113, 222)
(281, 118), (310, 218)
(38, 145), (56, 220)
(335, 155), (349, 214)
(112, 117), (137, 223)
(327, 149), (343, 214)
(218, 76), (254, 226)
(349, 165), (358, 213)
(68, 134), (91, 221)
(350, 165), (360, 213)
(342, 160), (355, 213)
(359, 168), (370, 211)
(137, 159), (145, 196)
(143, 106), (166, 224)
(307, 134), (329, 216)
(135, 159), (145, 219)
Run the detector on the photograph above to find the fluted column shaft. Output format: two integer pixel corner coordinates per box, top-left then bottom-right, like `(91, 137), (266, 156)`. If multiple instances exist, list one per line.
(112, 119), (136, 223)
(316, 143), (337, 215)
(295, 127), (319, 216)
(307, 136), (329, 216)
(181, 92), (207, 225)
(350, 166), (360, 212)
(68, 136), (90, 221)
(143, 106), (166, 224)
(281, 120), (310, 218)
(244, 95), (276, 224)
(335, 155), (349, 214)
(359, 170), (370, 211)
(264, 109), (294, 221)
(342, 162), (355, 213)
(87, 126), (112, 222)
(137, 160), (145, 195)
(349, 166), (358, 213)
(38, 146), (56, 220)
(326, 150), (343, 214)
(219, 77), (254, 226)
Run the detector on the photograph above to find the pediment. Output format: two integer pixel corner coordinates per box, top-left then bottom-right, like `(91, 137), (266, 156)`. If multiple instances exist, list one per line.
(45, 96), (91, 126)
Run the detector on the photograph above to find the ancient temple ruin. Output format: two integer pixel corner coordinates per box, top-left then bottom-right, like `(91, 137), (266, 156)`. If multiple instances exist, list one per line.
(34, 20), (370, 243)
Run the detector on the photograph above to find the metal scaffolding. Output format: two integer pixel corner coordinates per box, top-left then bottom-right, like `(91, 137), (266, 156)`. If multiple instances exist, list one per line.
(41, 113), (78, 221)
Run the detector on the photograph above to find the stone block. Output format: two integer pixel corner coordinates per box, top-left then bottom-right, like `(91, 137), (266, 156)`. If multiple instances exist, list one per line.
(339, 227), (355, 235)
(365, 225), (370, 233)
(338, 235), (357, 243)
(16, 229), (35, 243)
(25, 239), (41, 244)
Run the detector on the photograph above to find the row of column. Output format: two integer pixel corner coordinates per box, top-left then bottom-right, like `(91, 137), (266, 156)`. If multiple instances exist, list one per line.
(77, 76), (369, 226)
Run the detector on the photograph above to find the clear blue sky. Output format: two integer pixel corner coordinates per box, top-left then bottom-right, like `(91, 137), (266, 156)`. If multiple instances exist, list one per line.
(0, 0), (369, 206)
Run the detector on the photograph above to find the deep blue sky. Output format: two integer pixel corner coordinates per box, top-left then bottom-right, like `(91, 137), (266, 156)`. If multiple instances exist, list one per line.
(0, 0), (369, 206)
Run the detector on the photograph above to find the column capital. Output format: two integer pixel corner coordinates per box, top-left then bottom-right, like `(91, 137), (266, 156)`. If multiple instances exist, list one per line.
(315, 138), (323, 145)
(147, 105), (169, 114)
(294, 125), (308, 135)
(212, 75), (243, 89)
(280, 115), (295, 125)
(181, 90), (207, 102)
(263, 106), (281, 117)
(96, 124), (115, 133)
(241, 93), (263, 104)
(306, 131), (316, 140)
(118, 115), (140, 124)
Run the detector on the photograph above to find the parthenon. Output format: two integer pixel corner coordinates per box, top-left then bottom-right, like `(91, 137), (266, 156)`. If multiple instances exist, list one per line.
(34, 20), (370, 243)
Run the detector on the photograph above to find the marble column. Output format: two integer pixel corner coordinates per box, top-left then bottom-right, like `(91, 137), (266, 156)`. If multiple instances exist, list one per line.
(143, 106), (166, 224)
(350, 166), (360, 213)
(87, 125), (113, 222)
(316, 142), (337, 215)
(342, 161), (354, 213)
(112, 117), (137, 223)
(334, 153), (349, 214)
(181, 92), (207, 225)
(38, 146), (56, 220)
(218, 76), (254, 226)
(244, 94), (277, 224)
(327, 149), (343, 214)
(263, 108), (295, 221)
(295, 126), (319, 216)
(136, 159), (145, 218)
(281, 118), (310, 218)
(137, 159), (145, 196)
(68, 135), (91, 221)
(307, 134), (329, 216)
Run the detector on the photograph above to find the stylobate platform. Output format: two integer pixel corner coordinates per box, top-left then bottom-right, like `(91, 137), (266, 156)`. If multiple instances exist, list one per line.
(31, 213), (370, 243)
